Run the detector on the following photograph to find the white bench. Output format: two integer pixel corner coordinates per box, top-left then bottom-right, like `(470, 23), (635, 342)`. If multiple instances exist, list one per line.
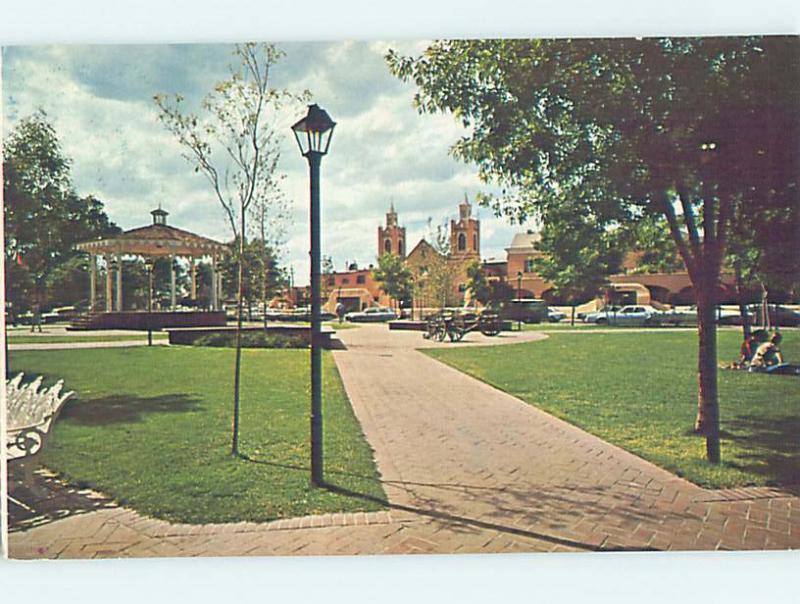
(6, 373), (73, 461)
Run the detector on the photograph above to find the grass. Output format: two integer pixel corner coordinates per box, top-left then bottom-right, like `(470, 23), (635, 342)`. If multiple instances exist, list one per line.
(9, 347), (386, 523)
(425, 329), (800, 490)
(9, 333), (169, 344)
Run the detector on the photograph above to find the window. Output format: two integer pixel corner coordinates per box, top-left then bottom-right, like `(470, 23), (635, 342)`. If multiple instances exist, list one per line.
(356, 275), (365, 284)
(473, 233), (477, 250)
(398, 240), (404, 256)
(327, 277), (335, 286)
(384, 239), (392, 254)
(524, 259), (536, 273)
(458, 232), (466, 251)
(342, 278), (350, 285)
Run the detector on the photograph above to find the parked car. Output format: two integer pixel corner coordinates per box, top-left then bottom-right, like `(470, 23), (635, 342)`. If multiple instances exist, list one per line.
(488, 298), (549, 324)
(584, 305), (661, 326)
(717, 304), (800, 327)
(547, 308), (566, 323)
(657, 306), (698, 327)
(345, 307), (397, 323)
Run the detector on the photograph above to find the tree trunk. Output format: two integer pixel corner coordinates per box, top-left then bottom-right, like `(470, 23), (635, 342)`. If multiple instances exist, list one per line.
(694, 292), (720, 463)
(734, 263), (751, 340)
(570, 305), (576, 326)
(760, 283), (770, 330)
(232, 227), (245, 457)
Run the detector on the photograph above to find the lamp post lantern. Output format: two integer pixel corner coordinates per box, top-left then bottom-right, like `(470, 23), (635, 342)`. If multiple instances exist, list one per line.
(516, 271), (523, 332)
(292, 103), (336, 487)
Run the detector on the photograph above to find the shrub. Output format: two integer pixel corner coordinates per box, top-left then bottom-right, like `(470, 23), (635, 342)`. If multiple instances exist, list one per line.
(193, 331), (308, 349)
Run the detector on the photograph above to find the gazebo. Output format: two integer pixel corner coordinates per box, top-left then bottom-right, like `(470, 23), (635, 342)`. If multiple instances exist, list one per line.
(73, 207), (230, 330)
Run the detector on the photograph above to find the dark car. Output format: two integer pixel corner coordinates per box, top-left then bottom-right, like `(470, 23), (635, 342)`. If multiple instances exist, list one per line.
(488, 298), (549, 324)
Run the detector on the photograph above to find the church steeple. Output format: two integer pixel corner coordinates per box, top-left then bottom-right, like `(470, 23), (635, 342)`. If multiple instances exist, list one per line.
(378, 201), (406, 258)
(451, 193), (480, 257)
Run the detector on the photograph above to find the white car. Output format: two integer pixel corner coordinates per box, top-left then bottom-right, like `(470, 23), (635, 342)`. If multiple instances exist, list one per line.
(584, 305), (661, 327)
(345, 307), (398, 323)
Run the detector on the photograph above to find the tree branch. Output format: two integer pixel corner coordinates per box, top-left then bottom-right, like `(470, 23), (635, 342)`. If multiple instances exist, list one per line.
(660, 193), (699, 282)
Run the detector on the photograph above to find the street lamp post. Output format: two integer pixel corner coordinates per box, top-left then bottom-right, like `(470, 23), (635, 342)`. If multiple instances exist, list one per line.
(144, 258), (154, 346)
(516, 271), (523, 332)
(292, 104), (336, 487)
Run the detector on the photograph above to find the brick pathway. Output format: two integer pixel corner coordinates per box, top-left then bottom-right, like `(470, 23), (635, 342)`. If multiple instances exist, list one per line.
(7, 324), (799, 558)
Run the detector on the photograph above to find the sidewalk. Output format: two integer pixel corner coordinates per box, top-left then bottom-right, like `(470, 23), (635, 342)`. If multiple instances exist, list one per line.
(7, 324), (799, 557)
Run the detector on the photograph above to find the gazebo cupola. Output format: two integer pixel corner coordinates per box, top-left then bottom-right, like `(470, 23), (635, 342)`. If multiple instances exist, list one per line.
(151, 206), (169, 226)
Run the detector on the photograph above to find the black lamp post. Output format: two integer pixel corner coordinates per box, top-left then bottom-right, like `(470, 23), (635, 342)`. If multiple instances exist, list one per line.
(516, 271), (523, 332)
(292, 103), (336, 487)
(144, 257), (154, 346)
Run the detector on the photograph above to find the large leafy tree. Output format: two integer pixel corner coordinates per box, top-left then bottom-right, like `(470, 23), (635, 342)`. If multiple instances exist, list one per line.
(372, 252), (413, 311)
(3, 112), (119, 314)
(388, 36), (800, 463)
(155, 43), (306, 456)
(533, 201), (624, 324)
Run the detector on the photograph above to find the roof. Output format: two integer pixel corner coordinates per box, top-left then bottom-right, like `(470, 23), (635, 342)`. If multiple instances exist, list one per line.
(76, 223), (229, 257)
(406, 238), (442, 260)
(506, 231), (541, 252)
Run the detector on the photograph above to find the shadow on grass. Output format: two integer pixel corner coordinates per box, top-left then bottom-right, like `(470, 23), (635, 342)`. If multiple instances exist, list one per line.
(724, 413), (800, 493)
(60, 393), (202, 426)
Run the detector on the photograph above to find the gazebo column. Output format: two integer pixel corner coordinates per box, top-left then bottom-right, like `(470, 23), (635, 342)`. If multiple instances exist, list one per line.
(105, 256), (113, 312)
(115, 253), (123, 311)
(89, 254), (97, 312)
(191, 257), (197, 300)
(170, 255), (177, 310)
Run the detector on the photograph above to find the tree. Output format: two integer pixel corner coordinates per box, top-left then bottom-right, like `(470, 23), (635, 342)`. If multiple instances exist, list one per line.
(372, 253), (413, 311)
(388, 36), (800, 463)
(420, 220), (459, 309)
(465, 261), (491, 305)
(533, 201), (624, 325)
(622, 213), (684, 275)
(3, 112), (119, 313)
(155, 43), (308, 456)
(250, 182), (289, 325)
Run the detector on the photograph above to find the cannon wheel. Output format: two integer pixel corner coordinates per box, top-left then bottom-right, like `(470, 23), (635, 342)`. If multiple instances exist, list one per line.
(448, 316), (467, 342)
(479, 314), (501, 337)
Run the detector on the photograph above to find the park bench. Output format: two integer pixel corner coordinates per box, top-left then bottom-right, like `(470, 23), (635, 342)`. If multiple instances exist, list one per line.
(6, 373), (73, 466)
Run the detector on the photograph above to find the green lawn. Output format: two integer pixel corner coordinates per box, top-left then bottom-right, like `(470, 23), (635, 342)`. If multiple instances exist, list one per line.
(425, 330), (800, 489)
(9, 333), (169, 344)
(9, 347), (385, 523)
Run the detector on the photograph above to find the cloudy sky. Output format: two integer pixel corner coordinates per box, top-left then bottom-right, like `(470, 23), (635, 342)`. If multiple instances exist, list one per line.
(2, 41), (527, 284)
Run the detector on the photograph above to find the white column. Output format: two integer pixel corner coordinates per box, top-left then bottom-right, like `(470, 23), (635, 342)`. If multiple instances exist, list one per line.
(89, 254), (97, 311)
(105, 256), (113, 312)
(211, 255), (218, 311)
(190, 257), (197, 300)
(217, 270), (223, 311)
(115, 253), (123, 311)
(170, 255), (177, 310)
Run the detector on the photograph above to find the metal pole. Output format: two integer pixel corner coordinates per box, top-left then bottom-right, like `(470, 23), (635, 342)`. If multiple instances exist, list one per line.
(517, 275), (522, 332)
(308, 151), (324, 486)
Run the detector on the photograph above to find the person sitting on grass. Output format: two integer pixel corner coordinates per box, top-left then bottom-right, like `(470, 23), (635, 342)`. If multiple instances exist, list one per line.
(738, 329), (767, 368)
(749, 332), (785, 373)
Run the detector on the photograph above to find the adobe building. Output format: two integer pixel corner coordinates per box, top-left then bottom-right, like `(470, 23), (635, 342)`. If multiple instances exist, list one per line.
(502, 227), (737, 307)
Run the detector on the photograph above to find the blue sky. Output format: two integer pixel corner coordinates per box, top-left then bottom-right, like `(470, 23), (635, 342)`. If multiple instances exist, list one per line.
(2, 41), (525, 283)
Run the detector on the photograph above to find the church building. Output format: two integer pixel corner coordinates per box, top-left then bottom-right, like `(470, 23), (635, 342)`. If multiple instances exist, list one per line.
(322, 196), (483, 313)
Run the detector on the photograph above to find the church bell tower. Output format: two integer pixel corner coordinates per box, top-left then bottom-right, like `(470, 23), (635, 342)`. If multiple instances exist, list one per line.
(450, 194), (480, 258)
(378, 202), (406, 258)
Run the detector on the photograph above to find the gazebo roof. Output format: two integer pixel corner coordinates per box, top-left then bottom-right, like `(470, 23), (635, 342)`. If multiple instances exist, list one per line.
(76, 209), (229, 258)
